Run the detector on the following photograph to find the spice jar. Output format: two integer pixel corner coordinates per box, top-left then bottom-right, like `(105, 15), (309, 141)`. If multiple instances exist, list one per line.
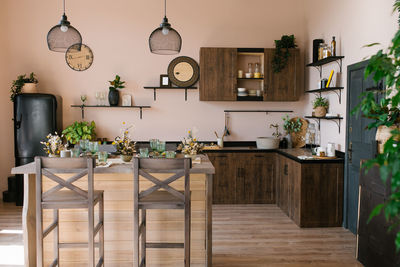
(254, 63), (261, 78)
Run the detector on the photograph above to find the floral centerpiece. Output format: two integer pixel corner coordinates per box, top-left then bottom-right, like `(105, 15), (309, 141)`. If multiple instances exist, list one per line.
(40, 132), (64, 157)
(177, 130), (204, 157)
(113, 123), (136, 162)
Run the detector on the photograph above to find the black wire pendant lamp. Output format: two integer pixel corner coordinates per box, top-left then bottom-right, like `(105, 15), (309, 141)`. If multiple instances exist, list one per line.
(149, 0), (182, 55)
(47, 0), (82, 52)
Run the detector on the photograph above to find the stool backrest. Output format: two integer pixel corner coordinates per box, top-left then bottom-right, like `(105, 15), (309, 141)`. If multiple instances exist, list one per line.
(35, 157), (95, 202)
(133, 157), (191, 204)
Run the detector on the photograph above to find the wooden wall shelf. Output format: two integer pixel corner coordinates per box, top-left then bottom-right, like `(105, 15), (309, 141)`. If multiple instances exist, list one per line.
(306, 56), (345, 78)
(305, 87), (344, 103)
(144, 86), (197, 101)
(224, 110), (293, 114)
(71, 105), (151, 120)
(305, 115), (343, 133)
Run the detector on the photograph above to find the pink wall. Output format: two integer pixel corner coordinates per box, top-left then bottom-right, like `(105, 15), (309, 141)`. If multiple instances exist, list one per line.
(302, 0), (398, 151)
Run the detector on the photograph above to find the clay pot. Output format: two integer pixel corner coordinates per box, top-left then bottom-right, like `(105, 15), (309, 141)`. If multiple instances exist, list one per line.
(376, 125), (400, 153)
(22, 83), (38, 93)
(314, 106), (327, 117)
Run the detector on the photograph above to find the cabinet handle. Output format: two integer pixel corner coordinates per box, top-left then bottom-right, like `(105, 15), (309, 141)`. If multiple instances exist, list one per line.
(284, 164), (288, 175)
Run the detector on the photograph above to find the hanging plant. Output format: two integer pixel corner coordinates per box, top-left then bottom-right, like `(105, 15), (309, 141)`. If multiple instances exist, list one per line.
(272, 35), (297, 73)
(10, 73), (38, 102)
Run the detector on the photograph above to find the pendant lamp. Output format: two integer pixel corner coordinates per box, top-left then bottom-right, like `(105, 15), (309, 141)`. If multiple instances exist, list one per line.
(149, 0), (182, 55)
(47, 0), (82, 52)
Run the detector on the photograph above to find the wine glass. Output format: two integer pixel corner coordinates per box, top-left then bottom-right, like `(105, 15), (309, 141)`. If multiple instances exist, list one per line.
(79, 139), (89, 154)
(80, 95), (87, 105)
(88, 141), (99, 155)
(95, 92), (100, 106)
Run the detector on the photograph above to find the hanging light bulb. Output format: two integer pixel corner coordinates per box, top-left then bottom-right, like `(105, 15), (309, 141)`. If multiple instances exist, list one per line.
(47, 0), (82, 52)
(149, 0), (182, 55)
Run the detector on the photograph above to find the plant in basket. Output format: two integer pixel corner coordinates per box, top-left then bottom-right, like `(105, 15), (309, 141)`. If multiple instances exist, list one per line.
(312, 96), (329, 117)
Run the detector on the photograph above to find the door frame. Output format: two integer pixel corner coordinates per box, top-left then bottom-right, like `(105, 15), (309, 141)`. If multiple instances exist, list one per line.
(344, 59), (370, 230)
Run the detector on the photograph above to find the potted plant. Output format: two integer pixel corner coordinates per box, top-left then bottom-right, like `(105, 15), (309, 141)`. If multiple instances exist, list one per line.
(272, 35), (297, 73)
(113, 123), (136, 162)
(282, 115), (307, 148)
(352, 0), (400, 251)
(40, 132), (64, 157)
(62, 121), (96, 146)
(313, 96), (329, 117)
(10, 72), (38, 101)
(108, 75), (125, 106)
(177, 130), (204, 158)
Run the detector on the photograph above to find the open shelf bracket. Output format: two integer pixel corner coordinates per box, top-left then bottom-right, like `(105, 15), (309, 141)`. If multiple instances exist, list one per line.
(305, 116), (343, 133)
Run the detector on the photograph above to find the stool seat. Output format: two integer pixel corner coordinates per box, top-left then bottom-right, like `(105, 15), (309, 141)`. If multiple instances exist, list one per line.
(42, 190), (104, 209)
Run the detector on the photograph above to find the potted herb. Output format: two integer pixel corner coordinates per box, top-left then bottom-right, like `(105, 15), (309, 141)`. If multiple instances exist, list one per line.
(313, 96), (329, 117)
(108, 75), (125, 106)
(62, 121), (96, 145)
(272, 35), (297, 73)
(10, 72), (38, 101)
(352, 0), (400, 251)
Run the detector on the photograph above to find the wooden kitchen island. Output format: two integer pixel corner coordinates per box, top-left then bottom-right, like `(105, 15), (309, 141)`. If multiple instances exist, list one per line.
(11, 155), (214, 267)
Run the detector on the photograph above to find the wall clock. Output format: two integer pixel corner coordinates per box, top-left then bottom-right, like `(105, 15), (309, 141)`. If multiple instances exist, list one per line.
(65, 43), (94, 71)
(167, 56), (199, 87)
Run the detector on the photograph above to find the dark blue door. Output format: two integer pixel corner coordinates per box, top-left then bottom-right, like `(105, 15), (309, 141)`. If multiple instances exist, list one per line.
(345, 61), (379, 233)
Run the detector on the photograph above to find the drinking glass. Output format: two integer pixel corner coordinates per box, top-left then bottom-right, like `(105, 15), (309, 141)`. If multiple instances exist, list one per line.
(149, 139), (159, 151)
(102, 91), (107, 106)
(165, 151), (176, 158)
(95, 92), (100, 106)
(80, 95), (87, 105)
(71, 148), (80, 158)
(156, 141), (166, 153)
(79, 139), (89, 153)
(139, 148), (149, 158)
(98, 151), (108, 162)
(88, 141), (99, 154)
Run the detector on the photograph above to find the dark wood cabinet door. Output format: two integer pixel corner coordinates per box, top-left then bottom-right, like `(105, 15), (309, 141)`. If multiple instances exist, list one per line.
(199, 47), (237, 101)
(278, 155), (289, 215)
(264, 48), (302, 101)
(207, 153), (236, 204)
(246, 154), (275, 204)
(287, 158), (301, 225)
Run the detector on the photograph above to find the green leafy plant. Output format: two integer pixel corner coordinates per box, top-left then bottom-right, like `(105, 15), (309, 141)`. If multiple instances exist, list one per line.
(62, 121), (96, 145)
(108, 75), (125, 91)
(10, 72), (38, 102)
(351, 0), (400, 251)
(272, 35), (297, 73)
(282, 115), (302, 134)
(312, 96), (329, 109)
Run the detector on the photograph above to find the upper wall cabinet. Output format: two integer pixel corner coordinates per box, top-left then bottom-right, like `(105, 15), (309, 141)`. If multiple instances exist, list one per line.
(199, 48), (237, 101)
(199, 47), (303, 101)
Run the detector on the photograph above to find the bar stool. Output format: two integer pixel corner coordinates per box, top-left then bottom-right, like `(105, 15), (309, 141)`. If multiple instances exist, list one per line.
(35, 157), (104, 267)
(133, 157), (191, 267)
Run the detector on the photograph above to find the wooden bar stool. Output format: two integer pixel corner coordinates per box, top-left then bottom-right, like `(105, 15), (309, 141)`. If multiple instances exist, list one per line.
(133, 157), (191, 267)
(34, 157), (104, 267)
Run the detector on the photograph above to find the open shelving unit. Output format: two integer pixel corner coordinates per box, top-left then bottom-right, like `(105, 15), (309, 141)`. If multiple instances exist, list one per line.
(306, 56), (345, 78)
(305, 86), (344, 103)
(305, 115), (343, 133)
(71, 105), (151, 120)
(144, 86), (197, 101)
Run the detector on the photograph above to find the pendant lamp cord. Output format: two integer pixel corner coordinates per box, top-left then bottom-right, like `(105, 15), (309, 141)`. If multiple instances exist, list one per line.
(63, 0), (66, 15)
(164, 0), (167, 17)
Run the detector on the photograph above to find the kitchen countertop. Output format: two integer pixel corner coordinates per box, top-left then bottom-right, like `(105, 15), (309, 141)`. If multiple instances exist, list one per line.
(203, 147), (344, 164)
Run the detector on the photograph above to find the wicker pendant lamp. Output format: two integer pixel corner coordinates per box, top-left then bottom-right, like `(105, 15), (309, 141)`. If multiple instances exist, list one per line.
(47, 0), (82, 52)
(149, 0), (182, 55)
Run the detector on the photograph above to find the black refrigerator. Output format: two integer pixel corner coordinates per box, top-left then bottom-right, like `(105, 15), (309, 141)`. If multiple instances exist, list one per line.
(13, 93), (62, 205)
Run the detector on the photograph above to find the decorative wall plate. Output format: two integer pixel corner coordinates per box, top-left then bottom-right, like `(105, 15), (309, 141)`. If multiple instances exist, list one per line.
(167, 56), (199, 87)
(65, 43), (94, 71)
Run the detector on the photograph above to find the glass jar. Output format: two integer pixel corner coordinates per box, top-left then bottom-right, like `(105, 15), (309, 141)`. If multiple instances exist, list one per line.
(322, 44), (331, 58)
(318, 43), (325, 60)
(254, 63), (261, 78)
(248, 63), (253, 74)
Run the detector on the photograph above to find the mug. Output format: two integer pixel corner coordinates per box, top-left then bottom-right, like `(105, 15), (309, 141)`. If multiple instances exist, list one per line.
(316, 147), (326, 157)
(217, 138), (224, 148)
(60, 150), (71, 158)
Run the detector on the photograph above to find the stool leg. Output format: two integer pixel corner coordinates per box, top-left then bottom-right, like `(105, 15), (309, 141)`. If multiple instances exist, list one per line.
(184, 202), (191, 267)
(141, 209), (146, 266)
(99, 194), (104, 265)
(53, 209), (59, 266)
(36, 204), (43, 266)
(88, 204), (95, 266)
(133, 205), (139, 267)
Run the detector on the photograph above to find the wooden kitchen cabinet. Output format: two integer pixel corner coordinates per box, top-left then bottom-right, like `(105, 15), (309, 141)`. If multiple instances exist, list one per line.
(264, 48), (302, 101)
(276, 154), (343, 227)
(199, 47), (237, 101)
(207, 152), (275, 204)
(199, 47), (303, 101)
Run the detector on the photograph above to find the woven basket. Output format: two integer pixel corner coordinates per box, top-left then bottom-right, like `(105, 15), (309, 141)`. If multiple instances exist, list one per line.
(314, 106), (326, 117)
(289, 117), (308, 148)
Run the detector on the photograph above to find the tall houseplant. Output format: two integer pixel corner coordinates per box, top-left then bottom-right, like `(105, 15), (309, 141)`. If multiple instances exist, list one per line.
(353, 0), (400, 251)
(108, 75), (125, 106)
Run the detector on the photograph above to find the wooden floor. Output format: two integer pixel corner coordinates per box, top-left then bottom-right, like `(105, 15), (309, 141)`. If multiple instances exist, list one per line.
(0, 202), (362, 266)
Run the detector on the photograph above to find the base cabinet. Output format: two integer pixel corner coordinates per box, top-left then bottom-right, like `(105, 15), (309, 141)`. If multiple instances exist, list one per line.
(207, 152), (275, 204)
(358, 166), (400, 266)
(276, 154), (343, 227)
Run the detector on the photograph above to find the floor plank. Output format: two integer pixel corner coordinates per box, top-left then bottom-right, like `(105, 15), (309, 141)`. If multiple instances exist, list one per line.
(0, 202), (361, 266)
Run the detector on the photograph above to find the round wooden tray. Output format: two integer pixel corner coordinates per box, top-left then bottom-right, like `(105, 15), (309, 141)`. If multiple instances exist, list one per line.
(312, 155), (337, 160)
